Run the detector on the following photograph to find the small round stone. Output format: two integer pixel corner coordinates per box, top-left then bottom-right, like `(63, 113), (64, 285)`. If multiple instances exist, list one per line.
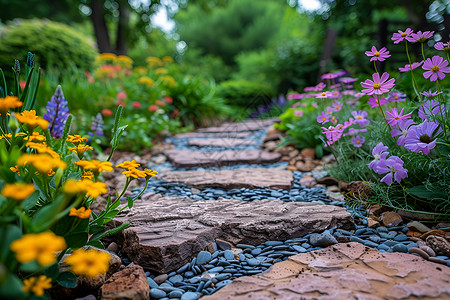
(247, 258), (261, 266)
(223, 250), (235, 260)
(196, 251), (212, 265)
(150, 288), (167, 299)
(147, 277), (159, 289)
(181, 291), (199, 300)
(409, 247), (430, 260)
(392, 243), (408, 253)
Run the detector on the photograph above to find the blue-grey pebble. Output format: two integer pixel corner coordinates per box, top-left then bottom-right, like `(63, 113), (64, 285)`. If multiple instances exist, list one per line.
(207, 266), (224, 273)
(177, 263), (190, 274)
(392, 244), (408, 253)
(251, 248), (262, 256)
(223, 250), (235, 260)
(181, 292), (199, 300)
(196, 251), (211, 265)
(265, 241), (283, 246)
(377, 244), (391, 252)
(310, 232), (338, 247)
(169, 275), (183, 284)
(292, 245), (307, 253)
(150, 288), (167, 299)
(369, 235), (381, 243)
(349, 236), (365, 244)
(247, 258), (261, 266)
(215, 279), (233, 289)
(184, 271), (194, 278)
(147, 277), (159, 289)
(168, 290), (183, 298)
(364, 241), (379, 248)
(394, 234), (408, 241)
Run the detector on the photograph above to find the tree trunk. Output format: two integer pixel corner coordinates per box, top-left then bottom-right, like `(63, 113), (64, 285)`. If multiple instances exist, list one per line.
(90, 0), (112, 53)
(115, 0), (130, 55)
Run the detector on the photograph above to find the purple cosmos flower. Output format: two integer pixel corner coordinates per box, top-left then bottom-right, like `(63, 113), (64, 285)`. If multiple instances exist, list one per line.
(385, 108), (412, 126)
(422, 56), (450, 81)
(287, 93), (306, 100)
(404, 121), (442, 155)
(407, 30), (434, 43)
(304, 86), (316, 92)
(368, 97), (388, 108)
(316, 91), (333, 99)
(329, 83), (341, 89)
(321, 73), (339, 80)
(342, 90), (356, 96)
(352, 136), (365, 148)
(330, 91), (341, 99)
(398, 61), (423, 72)
(368, 142), (389, 173)
(434, 42), (450, 52)
(391, 119), (415, 146)
(365, 46), (391, 62)
(332, 101), (343, 112)
(43, 85), (69, 139)
(378, 156), (408, 185)
(361, 72), (395, 95)
(351, 110), (370, 127)
(294, 110), (303, 117)
(418, 100), (447, 120)
(89, 113), (104, 137)
(420, 90), (442, 98)
(345, 128), (368, 136)
(339, 77), (358, 84)
(315, 82), (327, 90)
(391, 28), (413, 44)
(317, 111), (330, 124)
(321, 125), (343, 147)
(387, 91), (406, 103)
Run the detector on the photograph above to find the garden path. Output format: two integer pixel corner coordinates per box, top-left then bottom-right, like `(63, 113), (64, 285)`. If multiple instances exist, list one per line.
(113, 119), (450, 300)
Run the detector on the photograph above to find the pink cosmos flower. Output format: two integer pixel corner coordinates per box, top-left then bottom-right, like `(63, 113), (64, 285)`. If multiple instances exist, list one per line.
(332, 101), (343, 112)
(418, 100), (447, 120)
(329, 84), (341, 89)
(351, 110), (370, 127)
(329, 91), (341, 99)
(398, 61), (423, 72)
(404, 121), (442, 155)
(321, 125), (343, 146)
(385, 108), (412, 126)
(339, 77), (358, 84)
(391, 28), (413, 44)
(352, 136), (365, 148)
(342, 90), (356, 96)
(316, 91), (332, 99)
(294, 110), (303, 117)
(391, 119), (415, 146)
(365, 46), (391, 62)
(422, 55), (450, 81)
(361, 72), (395, 95)
(407, 30), (434, 43)
(368, 142), (389, 173)
(345, 128), (367, 136)
(387, 91), (406, 103)
(321, 73), (339, 80)
(304, 86), (316, 92)
(434, 42), (450, 52)
(420, 90), (442, 98)
(368, 97), (388, 108)
(315, 82), (327, 91)
(317, 111), (330, 124)
(287, 93), (306, 99)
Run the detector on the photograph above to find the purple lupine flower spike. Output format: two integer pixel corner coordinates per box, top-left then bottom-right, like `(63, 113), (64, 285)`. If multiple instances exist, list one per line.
(43, 85), (70, 139)
(89, 113), (104, 137)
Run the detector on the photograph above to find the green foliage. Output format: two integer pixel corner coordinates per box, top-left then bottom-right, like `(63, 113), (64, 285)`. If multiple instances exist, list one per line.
(0, 19), (97, 80)
(217, 80), (276, 109)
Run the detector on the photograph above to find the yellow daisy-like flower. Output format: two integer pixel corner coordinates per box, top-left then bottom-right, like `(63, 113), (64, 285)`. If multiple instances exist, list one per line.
(22, 275), (52, 297)
(1, 183), (35, 200)
(98, 53), (117, 61)
(26, 142), (60, 159)
(154, 68), (168, 75)
(134, 66), (147, 75)
(63, 179), (108, 199)
(75, 160), (113, 174)
(117, 55), (133, 64)
(15, 110), (49, 131)
(160, 75), (176, 87)
(17, 154), (67, 174)
(10, 232), (67, 266)
(15, 132), (28, 138)
(162, 56), (174, 63)
(68, 144), (94, 158)
(65, 248), (110, 278)
(0, 133), (12, 140)
(25, 132), (46, 143)
(10, 165), (20, 175)
(137, 76), (155, 87)
(80, 171), (95, 180)
(122, 168), (147, 179)
(0, 96), (22, 116)
(66, 134), (88, 145)
(144, 169), (158, 178)
(115, 160), (140, 170)
(69, 207), (92, 219)
(146, 56), (163, 68)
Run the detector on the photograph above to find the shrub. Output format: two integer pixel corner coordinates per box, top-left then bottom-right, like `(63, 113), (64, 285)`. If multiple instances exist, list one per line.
(0, 19), (97, 80)
(217, 80), (276, 109)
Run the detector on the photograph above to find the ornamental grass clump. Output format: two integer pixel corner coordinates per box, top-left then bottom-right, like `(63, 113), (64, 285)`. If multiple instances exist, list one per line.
(0, 56), (158, 298)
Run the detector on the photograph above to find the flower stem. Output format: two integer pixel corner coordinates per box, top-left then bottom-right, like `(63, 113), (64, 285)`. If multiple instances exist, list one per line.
(421, 43), (426, 61)
(435, 80), (448, 137)
(373, 61), (378, 74)
(404, 42), (420, 96)
(115, 178), (131, 202)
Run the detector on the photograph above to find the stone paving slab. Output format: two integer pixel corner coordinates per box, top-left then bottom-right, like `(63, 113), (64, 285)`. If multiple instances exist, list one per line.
(204, 242), (450, 300)
(173, 131), (254, 139)
(115, 195), (354, 273)
(164, 149), (281, 168)
(188, 138), (257, 147)
(159, 168), (293, 190)
(196, 119), (278, 133)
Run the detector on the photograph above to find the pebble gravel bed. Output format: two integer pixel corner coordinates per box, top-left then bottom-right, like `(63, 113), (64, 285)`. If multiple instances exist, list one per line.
(126, 124), (450, 300)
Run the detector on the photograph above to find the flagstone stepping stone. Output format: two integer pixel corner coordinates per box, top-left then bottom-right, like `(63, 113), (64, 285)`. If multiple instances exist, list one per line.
(203, 242), (450, 300)
(114, 194), (353, 273)
(159, 168), (293, 190)
(196, 119), (278, 133)
(174, 132), (254, 138)
(188, 138), (257, 147)
(164, 149), (281, 168)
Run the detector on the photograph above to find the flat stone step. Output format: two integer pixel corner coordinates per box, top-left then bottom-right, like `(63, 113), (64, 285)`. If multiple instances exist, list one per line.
(164, 149), (281, 168)
(196, 119), (278, 133)
(203, 242), (450, 299)
(114, 195), (354, 273)
(174, 132), (253, 139)
(159, 168), (293, 190)
(188, 138), (257, 147)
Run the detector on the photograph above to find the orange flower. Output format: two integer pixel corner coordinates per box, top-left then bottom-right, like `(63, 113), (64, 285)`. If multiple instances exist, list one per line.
(1, 183), (35, 200)
(122, 168), (147, 179)
(68, 144), (94, 158)
(81, 171), (95, 180)
(69, 207), (91, 219)
(0, 96), (22, 116)
(144, 169), (158, 178)
(116, 160), (140, 170)
(75, 160), (113, 174)
(15, 110), (49, 131)
(66, 135), (88, 145)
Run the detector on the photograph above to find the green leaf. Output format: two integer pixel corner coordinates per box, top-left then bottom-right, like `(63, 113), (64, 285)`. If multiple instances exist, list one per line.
(87, 239), (104, 249)
(127, 196), (134, 209)
(19, 261), (41, 272)
(0, 273), (25, 298)
(65, 231), (89, 249)
(44, 263), (60, 279)
(21, 190), (41, 211)
(407, 185), (447, 200)
(56, 271), (77, 289)
(0, 225), (21, 262)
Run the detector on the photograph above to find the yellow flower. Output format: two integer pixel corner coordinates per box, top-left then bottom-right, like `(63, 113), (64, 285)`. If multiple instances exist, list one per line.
(122, 168), (147, 179)
(160, 75), (176, 87)
(134, 66), (147, 75)
(137, 76), (155, 87)
(10, 232), (66, 266)
(15, 110), (49, 131)
(115, 160), (140, 170)
(146, 56), (163, 68)
(64, 179), (107, 199)
(22, 275), (52, 297)
(81, 171), (95, 180)
(0, 133), (12, 140)
(25, 132), (46, 143)
(17, 154), (67, 174)
(117, 55), (133, 64)
(26, 142), (60, 159)
(0, 96), (22, 116)
(69, 207), (92, 219)
(10, 165), (20, 175)
(75, 160), (113, 174)
(98, 53), (117, 61)
(154, 68), (168, 75)
(15, 132), (28, 138)
(68, 144), (94, 157)
(162, 56), (174, 63)
(144, 169), (158, 178)
(66, 134), (88, 145)
(47, 169), (55, 177)
(1, 183), (35, 200)
(65, 248), (110, 278)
